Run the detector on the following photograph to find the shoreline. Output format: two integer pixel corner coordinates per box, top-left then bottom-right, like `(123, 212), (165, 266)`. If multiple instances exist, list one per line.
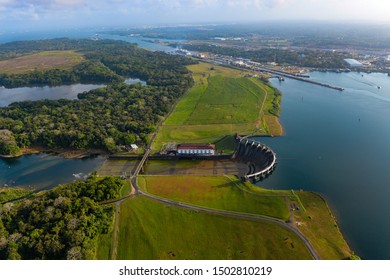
(0, 147), (107, 159)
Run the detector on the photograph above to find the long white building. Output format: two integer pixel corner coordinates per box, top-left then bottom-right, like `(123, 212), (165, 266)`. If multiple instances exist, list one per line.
(177, 143), (216, 155)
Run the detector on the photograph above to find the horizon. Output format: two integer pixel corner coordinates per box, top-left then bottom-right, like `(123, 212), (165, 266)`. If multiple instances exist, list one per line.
(0, 0), (389, 33)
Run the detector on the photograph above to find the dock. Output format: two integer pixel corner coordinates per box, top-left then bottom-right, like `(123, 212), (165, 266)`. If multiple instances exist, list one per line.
(260, 67), (345, 91)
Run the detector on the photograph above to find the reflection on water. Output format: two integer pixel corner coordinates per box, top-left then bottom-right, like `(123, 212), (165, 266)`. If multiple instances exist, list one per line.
(0, 154), (105, 190)
(0, 84), (104, 107)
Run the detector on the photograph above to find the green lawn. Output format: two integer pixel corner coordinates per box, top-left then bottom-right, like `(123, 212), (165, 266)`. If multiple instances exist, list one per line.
(138, 175), (290, 220)
(116, 196), (312, 260)
(96, 231), (113, 260)
(152, 62), (282, 152)
(185, 76), (263, 125)
(293, 191), (354, 260)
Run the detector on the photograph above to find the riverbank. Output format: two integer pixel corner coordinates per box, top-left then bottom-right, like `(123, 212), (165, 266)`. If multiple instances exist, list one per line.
(20, 147), (107, 159)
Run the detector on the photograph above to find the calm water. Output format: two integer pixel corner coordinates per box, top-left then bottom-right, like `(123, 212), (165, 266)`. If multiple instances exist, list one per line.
(258, 72), (390, 260)
(0, 154), (105, 190)
(0, 84), (104, 107)
(0, 29), (181, 53)
(98, 34), (181, 53)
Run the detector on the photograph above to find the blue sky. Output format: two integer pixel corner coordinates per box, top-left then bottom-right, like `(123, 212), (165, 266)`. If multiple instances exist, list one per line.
(0, 0), (389, 31)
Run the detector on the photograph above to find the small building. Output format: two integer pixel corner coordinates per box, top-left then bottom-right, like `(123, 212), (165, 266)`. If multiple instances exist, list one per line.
(130, 144), (138, 150)
(344, 59), (364, 68)
(177, 143), (216, 155)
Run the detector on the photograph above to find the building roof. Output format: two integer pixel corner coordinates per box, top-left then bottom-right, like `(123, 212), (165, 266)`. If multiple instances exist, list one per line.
(177, 143), (216, 150)
(344, 58), (364, 67)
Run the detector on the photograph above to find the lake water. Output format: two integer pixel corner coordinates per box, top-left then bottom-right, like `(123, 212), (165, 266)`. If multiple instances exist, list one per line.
(0, 78), (147, 107)
(0, 84), (104, 107)
(0, 153), (105, 190)
(258, 72), (390, 260)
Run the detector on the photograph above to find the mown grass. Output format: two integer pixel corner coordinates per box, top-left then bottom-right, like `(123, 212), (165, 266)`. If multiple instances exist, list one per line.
(185, 76), (263, 125)
(292, 191), (354, 260)
(96, 231), (113, 260)
(153, 123), (255, 152)
(152, 62), (282, 152)
(120, 181), (131, 197)
(0, 51), (83, 74)
(187, 62), (246, 79)
(138, 175), (290, 220)
(116, 195), (312, 260)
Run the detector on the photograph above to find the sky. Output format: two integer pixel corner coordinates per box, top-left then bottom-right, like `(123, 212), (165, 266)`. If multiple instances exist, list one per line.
(0, 0), (389, 32)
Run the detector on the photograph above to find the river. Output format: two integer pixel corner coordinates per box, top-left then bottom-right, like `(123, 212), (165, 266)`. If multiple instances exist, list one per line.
(0, 153), (105, 190)
(257, 71), (390, 260)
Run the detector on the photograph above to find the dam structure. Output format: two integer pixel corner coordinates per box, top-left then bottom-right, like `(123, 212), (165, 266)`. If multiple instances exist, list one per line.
(234, 136), (277, 182)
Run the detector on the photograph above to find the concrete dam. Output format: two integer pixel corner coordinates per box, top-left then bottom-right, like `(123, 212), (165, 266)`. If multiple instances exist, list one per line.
(233, 137), (277, 182)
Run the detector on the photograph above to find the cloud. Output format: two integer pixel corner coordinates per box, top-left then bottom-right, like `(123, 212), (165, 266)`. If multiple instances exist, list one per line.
(0, 0), (388, 29)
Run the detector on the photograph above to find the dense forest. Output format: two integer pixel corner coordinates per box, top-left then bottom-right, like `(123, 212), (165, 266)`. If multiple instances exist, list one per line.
(0, 39), (194, 154)
(0, 60), (123, 88)
(179, 43), (348, 69)
(0, 38), (194, 88)
(0, 175), (125, 259)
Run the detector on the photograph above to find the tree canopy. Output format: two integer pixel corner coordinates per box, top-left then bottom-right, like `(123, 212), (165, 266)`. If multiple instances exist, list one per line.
(0, 175), (125, 260)
(0, 39), (195, 152)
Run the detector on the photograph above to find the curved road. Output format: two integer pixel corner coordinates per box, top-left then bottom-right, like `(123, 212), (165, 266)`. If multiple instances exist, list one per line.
(106, 138), (320, 259)
(129, 176), (320, 260)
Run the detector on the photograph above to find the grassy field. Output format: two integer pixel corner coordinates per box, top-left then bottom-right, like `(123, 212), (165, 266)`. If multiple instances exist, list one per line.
(95, 206), (115, 260)
(0, 51), (83, 74)
(143, 159), (248, 177)
(96, 228), (114, 260)
(138, 175), (290, 220)
(292, 191), (354, 260)
(152, 62), (283, 152)
(116, 196), (312, 260)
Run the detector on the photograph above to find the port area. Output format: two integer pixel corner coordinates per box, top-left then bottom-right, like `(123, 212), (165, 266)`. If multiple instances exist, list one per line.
(261, 67), (345, 91)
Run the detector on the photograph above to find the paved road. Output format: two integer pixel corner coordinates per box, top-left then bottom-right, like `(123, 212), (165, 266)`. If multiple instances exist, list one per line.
(136, 187), (320, 260)
(103, 99), (320, 260)
(104, 151), (320, 260)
